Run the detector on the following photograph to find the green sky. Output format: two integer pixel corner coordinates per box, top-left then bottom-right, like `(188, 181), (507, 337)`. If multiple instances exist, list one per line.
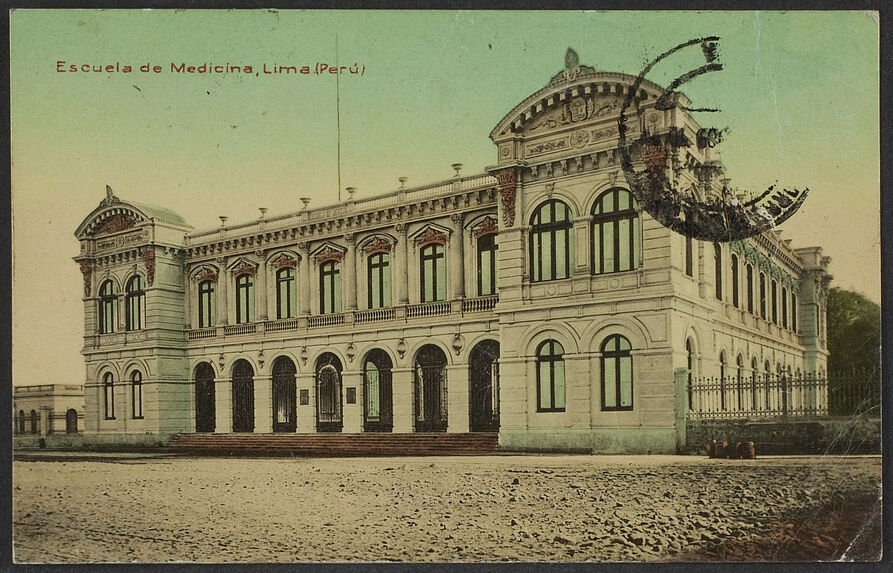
(10, 10), (879, 385)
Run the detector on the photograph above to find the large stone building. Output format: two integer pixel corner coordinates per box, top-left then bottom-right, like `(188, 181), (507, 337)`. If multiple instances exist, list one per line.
(73, 53), (831, 453)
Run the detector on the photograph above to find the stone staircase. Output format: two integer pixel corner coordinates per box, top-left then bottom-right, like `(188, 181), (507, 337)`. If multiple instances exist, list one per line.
(168, 432), (500, 457)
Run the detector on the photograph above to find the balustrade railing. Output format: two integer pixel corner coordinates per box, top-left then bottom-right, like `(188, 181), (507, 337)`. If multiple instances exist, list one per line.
(406, 301), (451, 319)
(462, 295), (499, 313)
(308, 313), (345, 328)
(265, 318), (299, 333)
(355, 308), (396, 324)
(187, 327), (218, 340)
(223, 323), (257, 336)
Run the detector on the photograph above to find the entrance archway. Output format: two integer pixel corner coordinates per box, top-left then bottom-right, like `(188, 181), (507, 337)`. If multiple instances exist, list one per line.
(232, 360), (255, 432)
(414, 344), (448, 432)
(194, 362), (216, 432)
(316, 353), (343, 432)
(363, 349), (393, 432)
(469, 340), (500, 432)
(272, 357), (297, 433)
(65, 409), (78, 434)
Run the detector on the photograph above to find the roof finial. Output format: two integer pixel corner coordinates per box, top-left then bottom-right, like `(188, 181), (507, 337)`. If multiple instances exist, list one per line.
(565, 48), (579, 71)
(106, 184), (114, 199)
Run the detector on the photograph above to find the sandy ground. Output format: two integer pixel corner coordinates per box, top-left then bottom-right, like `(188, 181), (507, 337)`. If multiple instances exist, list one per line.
(12, 454), (882, 563)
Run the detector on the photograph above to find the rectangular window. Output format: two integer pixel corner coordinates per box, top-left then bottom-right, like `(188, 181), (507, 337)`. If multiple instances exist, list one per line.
(603, 357), (617, 409)
(198, 281), (217, 328)
(132, 379), (143, 419)
(236, 275), (255, 324)
(420, 244), (446, 302)
(368, 253), (391, 309)
(685, 236), (693, 277)
(277, 269), (297, 319)
(792, 293), (798, 332)
(477, 234), (497, 296)
(771, 281), (778, 323)
(714, 244), (723, 300)
(104, 379), (115, 420)
(320, 262), (342, 314)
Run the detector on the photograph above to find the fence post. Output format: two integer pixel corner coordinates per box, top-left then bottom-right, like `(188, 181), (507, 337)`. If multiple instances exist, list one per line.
(675, 367), (690, 452)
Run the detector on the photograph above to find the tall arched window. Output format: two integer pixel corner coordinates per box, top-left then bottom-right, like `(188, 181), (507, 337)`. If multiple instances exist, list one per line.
(30, 410), (38, 434)
(591, 189), (640, 274)
(131, 371), (143, 419)
(791, 293), (798, 332)
(367, 252), (391, 309)
(235, 273), (255, 324)
(602, 335), (633, 411)
(17, 410), (25, 434)
(536, 340), (565, 412)
(686, 338), (695, 408)
(477, 233), (498, 296)
(714, 243), (723, 300)
(103, 372), (115, 419)
(685, 236), (694, 277)
(276, 267), (297, 319)
(781, 286), (789, 328)
(771, 280), (778, 323)
(719, 351), (727, 410)
(731, 254), (740, 308)
(420, 244), (446, 302)
(746, 264), (754, 313)
(320, 261), (342, 314)
(198, 280), (216, 328)
(759, 272), (767, 319)
(751, 356), (759, 410)
(736, 354), (744, 411)
(99, 280), (117, 334)
(125, 276), (145, 331)
(530, 200), (573, 282)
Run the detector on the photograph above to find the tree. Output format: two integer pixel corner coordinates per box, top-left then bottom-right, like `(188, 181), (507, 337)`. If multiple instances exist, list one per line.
(827, 287), (881, 373)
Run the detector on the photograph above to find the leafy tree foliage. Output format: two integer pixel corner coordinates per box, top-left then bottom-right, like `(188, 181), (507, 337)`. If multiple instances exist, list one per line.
(827, 288), (881, 373)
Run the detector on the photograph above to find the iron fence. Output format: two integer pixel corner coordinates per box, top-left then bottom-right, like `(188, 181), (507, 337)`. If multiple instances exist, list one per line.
(688, 370), (880, 420)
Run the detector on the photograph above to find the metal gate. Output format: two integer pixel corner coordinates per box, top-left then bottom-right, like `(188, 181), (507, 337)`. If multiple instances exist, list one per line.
(364, 358), (393, 432)
(317, 365), (343, 432)
(415, 365), (447, 432)
(232, 360), (254, 432)
(272, 358), (296, 433)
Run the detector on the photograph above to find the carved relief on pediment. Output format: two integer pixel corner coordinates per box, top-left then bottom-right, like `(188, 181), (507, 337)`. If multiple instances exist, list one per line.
(93, 214), (137, 235)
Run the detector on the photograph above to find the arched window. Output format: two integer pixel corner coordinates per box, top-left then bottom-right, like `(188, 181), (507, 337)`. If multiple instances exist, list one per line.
(103, 372), (115, 419)
(781, 286), (789, 328)
(591, 189), (640, 275)
(764, 360), (772, 410)
(17, 410), (25, 434)
(477, 233), (498, 296)
(685, 236), (694, 277)
(99, 280), (117, 334)
(420, 244), (446, 302)
(736, 355), (744, 411)
(530, 200), (573, 282)
(276, 267), (297, 319)
(719, 351), (727, 410)
(125, 276), (145, 331)
(686, 338), (695, 408)
(198, 280), (216, 328)
(364, 350), (393, 432)
(602, 335), (633, 411)
(131, 371), (143, 419)
(714, 244), (723, 300)
(235, 273), (255, 324)
(751, 356), (759, 410)
(791, 293), (798, 332)
(746, 264), (754, 313)
(320, 261), (342, 314)
(65, 408), (78, 434)
(536, 340), (565, 412)
(771, 280), (778, 323)
(759, 272), (767, 319)
(367, 252), (391, 309)
(731, 254), (740, 308)
(30, 410), (38, 434)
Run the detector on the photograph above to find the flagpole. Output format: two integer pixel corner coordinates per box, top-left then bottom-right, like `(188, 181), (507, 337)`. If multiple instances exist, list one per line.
(335, 33), (342, 202)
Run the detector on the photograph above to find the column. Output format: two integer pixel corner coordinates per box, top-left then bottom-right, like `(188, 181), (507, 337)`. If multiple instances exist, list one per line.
(296, 372), (316, 432)
(391, 366), (414, 432)
(184, 276), (192, 329)
(298, 243), (311, 316)
(344, 234), (358, 311)
(449, 214), (465, 300)
(395, 224), (409, 305)
(341, 368), (363, 432)
(254, 372), (272, 433)
(255, 252), (268, 321)
(215, 372), (233, 433)
(216, 257), (229, 325)
(445, 363), (469, 433)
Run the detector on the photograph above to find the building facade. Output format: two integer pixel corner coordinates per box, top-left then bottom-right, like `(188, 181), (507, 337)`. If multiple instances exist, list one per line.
(13, 384), (85, 437)
(73, 54), (831, 453)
